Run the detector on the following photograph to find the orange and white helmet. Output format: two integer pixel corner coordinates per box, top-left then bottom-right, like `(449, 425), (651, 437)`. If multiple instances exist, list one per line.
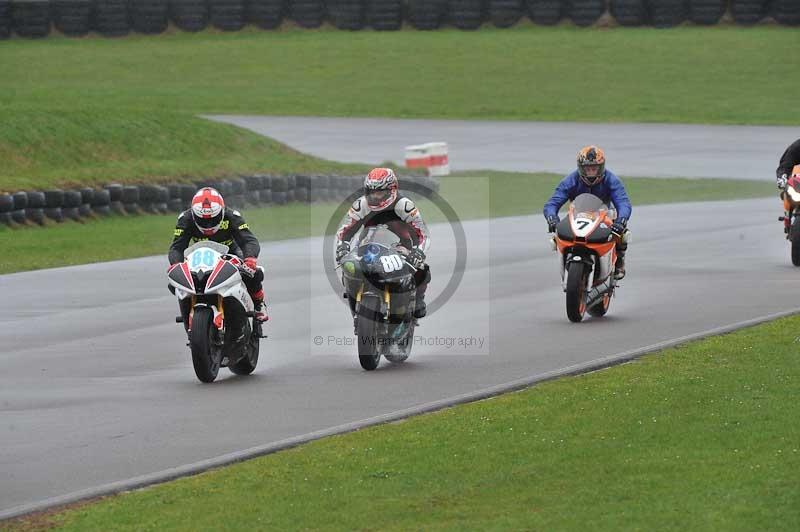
(577, 145), (606, 187)
(363, 168), (398, 211)
(191, 187), (225, 236)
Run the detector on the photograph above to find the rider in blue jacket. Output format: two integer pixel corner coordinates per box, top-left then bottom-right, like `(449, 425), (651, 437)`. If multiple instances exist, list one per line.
(543, 145), (632, 279)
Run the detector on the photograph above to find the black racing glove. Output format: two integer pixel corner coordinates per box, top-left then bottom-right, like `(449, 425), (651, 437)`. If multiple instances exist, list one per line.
(611, 218), (628, 238)
(335, 242), (350, 263)
(546, 215), (559, 233)
(407, 247), (426, 269)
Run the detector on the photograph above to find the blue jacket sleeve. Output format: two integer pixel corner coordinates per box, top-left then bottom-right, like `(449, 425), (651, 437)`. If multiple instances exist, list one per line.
(606, 171), (632, 221)
(543, 173), (576, 219)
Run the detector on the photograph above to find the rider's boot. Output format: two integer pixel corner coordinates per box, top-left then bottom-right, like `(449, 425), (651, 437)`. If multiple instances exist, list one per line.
(614, 241), (627, 281)
(784, 211), (791, 235)
(413, 265), (430, 319)
(251, 289), (269, 322)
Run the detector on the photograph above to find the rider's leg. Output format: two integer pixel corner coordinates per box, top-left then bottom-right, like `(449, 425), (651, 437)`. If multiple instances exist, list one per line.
(413, 265), (431, 318)
(615, 232), (629, 280)
(242, 268), (268, 322)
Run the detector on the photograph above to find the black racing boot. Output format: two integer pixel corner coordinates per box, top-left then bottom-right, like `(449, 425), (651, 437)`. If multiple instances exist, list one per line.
(414, 297), (427, 319)
(614, 252), (626, 280)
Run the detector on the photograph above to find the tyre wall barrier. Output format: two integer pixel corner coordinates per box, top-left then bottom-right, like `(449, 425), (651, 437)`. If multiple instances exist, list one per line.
(0, 174), (439, 227)
(2, 0), (796, 39)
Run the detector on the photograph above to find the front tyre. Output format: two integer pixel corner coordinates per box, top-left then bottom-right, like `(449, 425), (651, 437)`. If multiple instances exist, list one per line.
(565, 261), (588, 323)
(357, 297), (382, 371)
(190, 307), (221, 383)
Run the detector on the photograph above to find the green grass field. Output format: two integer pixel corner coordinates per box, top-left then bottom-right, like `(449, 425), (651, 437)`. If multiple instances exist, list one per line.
(0, 26), (797, 189)
(0, 171), (770, 275)
(10, 312), (799, 531)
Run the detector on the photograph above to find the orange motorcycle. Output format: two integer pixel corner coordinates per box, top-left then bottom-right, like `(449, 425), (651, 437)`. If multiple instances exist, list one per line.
(779, 165), (800, 266)
(551, 193), (621, 323)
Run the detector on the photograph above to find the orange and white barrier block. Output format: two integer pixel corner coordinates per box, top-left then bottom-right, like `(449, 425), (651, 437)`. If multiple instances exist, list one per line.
(404, 142), (450, 176)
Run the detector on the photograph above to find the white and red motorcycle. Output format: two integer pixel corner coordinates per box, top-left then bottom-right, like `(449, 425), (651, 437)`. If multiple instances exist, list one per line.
(168, 241), (265, 383)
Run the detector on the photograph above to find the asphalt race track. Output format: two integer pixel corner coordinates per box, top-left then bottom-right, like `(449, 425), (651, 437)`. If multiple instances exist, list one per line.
(2, 195), (799, 516)
(208, 115), (798, 181)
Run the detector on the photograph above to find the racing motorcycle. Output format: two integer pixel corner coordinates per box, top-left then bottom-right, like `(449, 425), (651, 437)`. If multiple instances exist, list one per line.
(779, 166), (800, 266)
(339, 225), (418, 370)
(168, 241), (264, 383)
(551, 193), (621, 323)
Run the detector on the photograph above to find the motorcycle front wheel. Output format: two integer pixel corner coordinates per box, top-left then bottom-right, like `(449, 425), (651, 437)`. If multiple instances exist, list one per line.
(565, 261), (588, 323)
(357, 297), (382, 371)
(190, 307), (222, 383)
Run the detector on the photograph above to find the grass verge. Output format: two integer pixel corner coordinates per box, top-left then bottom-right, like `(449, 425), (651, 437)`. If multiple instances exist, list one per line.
(8, 310), (800, 531)
(0, 111), (368, 191)
(0, 26), (797, 189)
(0, 171), (770, 275)
(2, 26), (797, 125)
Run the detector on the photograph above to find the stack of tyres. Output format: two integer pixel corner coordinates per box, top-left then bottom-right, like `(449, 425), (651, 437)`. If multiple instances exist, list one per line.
(228, 178), (247, 208)
(12, 0), (50, 38)
(62, 190), (83, 221)
(209, 0), (246, 30)
(688, 0), (724, 25)
(289, 0), (325, 27)
(259, 176), (273, 204)
(271, 176), (288, 205)
(121, 185), (141, 214)
(104, 184), (125, 214)
(647, 0), (686, 27)
(170, 0), (208, 31)
(53, 0), (91, 36)
(0, 193), (13, 225)
(294, 175), (310, 203)
(44, 189), (65, 223)
(242, 175), (264, 204)
(131, 0), (168, 34)
(25, 191), (46, 224)
(489, 0), (522, 27)
(286, 175), (296, 203)
(167, 184), (185, 212)
(731, 0), (765, 25)
(407, 0), (447, 29)
(328, 0), (364, 29)
(610, 0), (647, 25)
(567, 0), (604, 26)
(78, 187), (94, 218)
(366, 0), (401, 30)
(448, 0), (484, 30)
(526, 0), (562, 25)
(246, 0), (284, 29)
(772, 0), (800, 25)
(11, 191), (28, 225)
(91, 188), (112, 216)
(93, 0), (130, 36)
(0, 0), (11, 39)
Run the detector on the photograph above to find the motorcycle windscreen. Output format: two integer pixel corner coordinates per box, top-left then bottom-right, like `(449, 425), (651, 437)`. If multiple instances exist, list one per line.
(205, 261), (239, 292)
(571, 193), (606, 213)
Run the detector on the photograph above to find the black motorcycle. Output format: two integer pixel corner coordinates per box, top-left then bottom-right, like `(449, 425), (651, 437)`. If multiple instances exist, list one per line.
(340, 225), (419, 370)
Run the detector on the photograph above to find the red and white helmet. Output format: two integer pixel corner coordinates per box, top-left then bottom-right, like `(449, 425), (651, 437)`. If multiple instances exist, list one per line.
(191, 187), (225, 236)
(363, 168), (398, 211)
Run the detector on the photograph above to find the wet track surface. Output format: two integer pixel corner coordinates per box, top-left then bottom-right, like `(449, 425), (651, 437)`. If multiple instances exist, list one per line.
(208, 116), (797, 180)
(1, 197), (799, 514)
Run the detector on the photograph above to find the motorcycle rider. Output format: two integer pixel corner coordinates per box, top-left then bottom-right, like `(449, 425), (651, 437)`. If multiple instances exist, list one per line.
(169, 187), (268, 322)
(543, 145), (632, 280)
(335, 168), (431, 318)
(776, 138), (800, 234)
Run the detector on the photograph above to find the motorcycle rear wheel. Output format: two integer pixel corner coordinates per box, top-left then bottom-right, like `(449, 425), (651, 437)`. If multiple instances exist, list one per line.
(792, 237), (800, 267)
(357, 299), (381, 371)
(566, 261), (588, 323)
(190, 307), (222, 383)
(588, 292), (611, 318)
